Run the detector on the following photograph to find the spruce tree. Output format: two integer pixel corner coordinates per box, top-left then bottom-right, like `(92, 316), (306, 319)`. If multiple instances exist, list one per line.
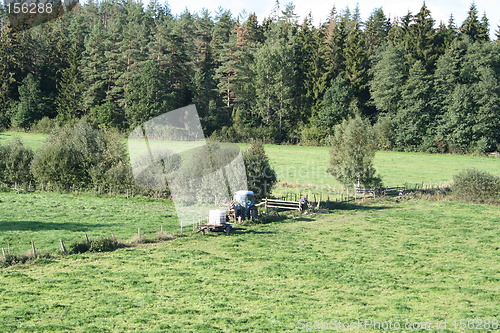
(11, 74), (48, 128)
(370, 45), (407, 114)
(460, 4), (489, 42)
(365, 8), (390, 57)
(343, 21), (370, 115)
(394, 60), (434, 150)
(56, 46), (84, 122)
(408, 4), (438, 71)
(251, 30), (297, 141)
(124, 60), (174, 128)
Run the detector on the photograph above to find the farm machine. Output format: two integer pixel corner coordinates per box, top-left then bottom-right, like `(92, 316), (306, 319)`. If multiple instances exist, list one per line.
(196, 190), (258, 234)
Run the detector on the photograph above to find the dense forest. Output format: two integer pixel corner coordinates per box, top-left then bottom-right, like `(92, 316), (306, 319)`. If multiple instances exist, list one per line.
(0, 0), (499, 153)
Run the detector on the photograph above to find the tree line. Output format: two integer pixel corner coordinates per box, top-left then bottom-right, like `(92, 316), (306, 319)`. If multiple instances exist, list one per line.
(0, 0), (499, 153)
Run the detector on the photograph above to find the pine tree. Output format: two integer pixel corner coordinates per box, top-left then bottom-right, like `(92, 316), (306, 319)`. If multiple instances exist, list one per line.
(408, 4), (438, 71)
(393, 60), (434, 150)
(316, 76), (354, 135)
(11, 74), (48, 128)
(365, 8), (390, 57)
(56, 45), (84, 122)
(460, 4), (489, 42)
(370, 45), (407, 114)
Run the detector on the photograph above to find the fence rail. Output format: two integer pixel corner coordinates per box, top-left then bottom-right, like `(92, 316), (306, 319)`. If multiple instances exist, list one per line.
(263, 198), (302, 211)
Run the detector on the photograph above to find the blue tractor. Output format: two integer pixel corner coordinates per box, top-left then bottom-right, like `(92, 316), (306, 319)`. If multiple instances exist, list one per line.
(228, 190), (258, 222)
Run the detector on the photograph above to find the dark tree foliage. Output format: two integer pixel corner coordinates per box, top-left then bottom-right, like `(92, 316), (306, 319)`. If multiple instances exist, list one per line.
(0, 137), (34, 185)
(0, 0), (497, 153)
(10, 74), (48, 128)
(460, 4), (489, 42)
(243, 141), (277, 200)
(31, 120), (134, 190)
(328, 115), (382, 189)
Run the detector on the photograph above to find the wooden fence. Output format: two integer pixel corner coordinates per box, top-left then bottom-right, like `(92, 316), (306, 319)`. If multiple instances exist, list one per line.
(0, 181), (169, 200)
(261, 198), (302, 211)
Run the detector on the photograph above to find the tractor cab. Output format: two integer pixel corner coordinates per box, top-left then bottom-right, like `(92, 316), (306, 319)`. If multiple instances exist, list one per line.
(229, 190), (258, 221)
(233, 190), (255, 208)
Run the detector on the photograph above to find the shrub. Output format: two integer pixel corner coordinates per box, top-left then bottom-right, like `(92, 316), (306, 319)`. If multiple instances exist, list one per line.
(1, 253), (31, 267)
(68, 240), (90, 254)
(31, 117), (59, 134)
(31, 119), (134, 191)
(0, 137), (34, 186)
(90, 236), (119, 252)
(452, 169), (500, 205)
(300, 125), (324, 146)
(243, 140), (277, 200)
(373, 116), (393, 150)
(328, 115), (383, 189)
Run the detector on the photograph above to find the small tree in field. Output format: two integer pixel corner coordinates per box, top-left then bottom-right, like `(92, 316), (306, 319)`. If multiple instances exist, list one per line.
(328, 115), (382, 190)
(243, 141), (277, 200)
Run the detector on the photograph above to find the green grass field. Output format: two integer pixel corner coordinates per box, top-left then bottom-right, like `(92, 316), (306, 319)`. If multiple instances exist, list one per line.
(0, 198), (498, 332)
(1, 131), (499, 194)
(1, 131), (499, 332)
(0, 191), (178, 254)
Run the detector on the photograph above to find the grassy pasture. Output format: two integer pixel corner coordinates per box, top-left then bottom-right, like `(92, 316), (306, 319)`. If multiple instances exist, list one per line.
(1, 131), (499, 193)
(0, 199), (499, 332)
(0, 192), (178, 254)
(0, 131), (48, 151)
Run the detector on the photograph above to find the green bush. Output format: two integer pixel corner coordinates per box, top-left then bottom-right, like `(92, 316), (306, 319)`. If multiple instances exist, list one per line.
(68, 240), (90, 254)
(452, 169), (500, 205)
(328, 115), (383, 189)
(0, 137), (34, 186)
(300, 125), (324, 146)
(31, 119), (134, 191)
(1, 253), (31, 267)
(31, 117), (59, 134)
(243, 140), (278, 200)
(90, 236), (119, 252)
(373, 116), (393, 150)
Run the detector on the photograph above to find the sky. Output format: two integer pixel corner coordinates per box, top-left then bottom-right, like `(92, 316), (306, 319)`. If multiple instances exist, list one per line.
(165, 0), (499, 40)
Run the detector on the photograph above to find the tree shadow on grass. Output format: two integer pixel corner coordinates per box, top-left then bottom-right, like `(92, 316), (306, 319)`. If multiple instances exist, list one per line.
(294, 217), (316, 222)
(0, 221), (116, 232)
(325, 202), (393, 212)
(230, 229), (276, 235)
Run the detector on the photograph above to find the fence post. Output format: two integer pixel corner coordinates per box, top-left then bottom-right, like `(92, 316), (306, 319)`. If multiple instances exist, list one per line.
(60, 240), (66, 253)
(1, 248), (5, 261)
(31, 241), (37, 258)
(138, 228), (141, 242)
(85, 233), (90, 245)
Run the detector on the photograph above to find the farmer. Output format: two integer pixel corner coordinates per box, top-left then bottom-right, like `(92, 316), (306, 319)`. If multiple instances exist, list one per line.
(300, 196), (308, 212)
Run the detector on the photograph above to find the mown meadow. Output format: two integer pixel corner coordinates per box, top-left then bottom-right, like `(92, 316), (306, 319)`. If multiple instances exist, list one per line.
(1, 131), (499, 332)
(0, 191), (177, 254)
(0, 199), (499, 332)
(1, 131), (499, 190)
